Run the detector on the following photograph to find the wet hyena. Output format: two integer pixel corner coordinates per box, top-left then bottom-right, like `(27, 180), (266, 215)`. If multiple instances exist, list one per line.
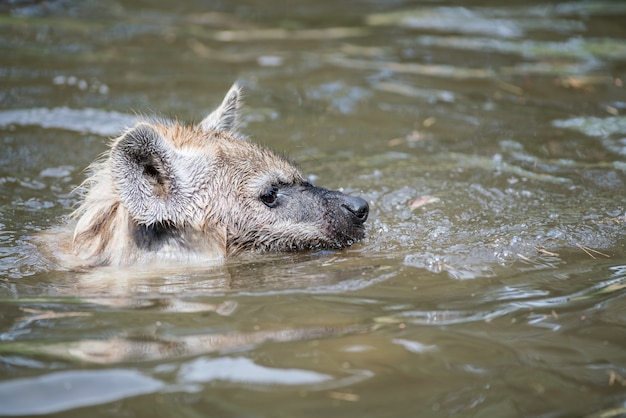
(54, 85), (368, 268)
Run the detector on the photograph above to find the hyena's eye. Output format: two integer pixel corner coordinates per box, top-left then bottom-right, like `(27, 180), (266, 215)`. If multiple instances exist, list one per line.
(260, 186), (279, 208)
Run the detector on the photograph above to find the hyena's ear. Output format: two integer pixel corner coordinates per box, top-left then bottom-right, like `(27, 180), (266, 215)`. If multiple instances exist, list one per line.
(110, 123), (198, 226)
(199, 83), (241, 133)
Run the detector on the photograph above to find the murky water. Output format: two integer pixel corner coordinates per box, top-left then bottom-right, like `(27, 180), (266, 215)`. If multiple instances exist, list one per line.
(1, 1), (626, 417)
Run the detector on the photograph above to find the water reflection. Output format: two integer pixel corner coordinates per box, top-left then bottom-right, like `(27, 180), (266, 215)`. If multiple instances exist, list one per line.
(374, 266), (626, 326)
(1, 325), (367, 364)
(0, 107), (140, 136)
(0, 355), (374, 416)
(1, 0), (626, 416)
(0, 369), (165, 416)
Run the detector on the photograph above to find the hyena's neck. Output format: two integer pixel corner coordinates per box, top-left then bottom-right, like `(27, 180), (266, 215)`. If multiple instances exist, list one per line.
(71, 181), (225, 267)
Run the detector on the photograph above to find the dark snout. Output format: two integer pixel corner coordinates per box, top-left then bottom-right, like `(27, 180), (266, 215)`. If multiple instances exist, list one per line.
(307, 186), (369, 248)
(340, 195), (369, 224)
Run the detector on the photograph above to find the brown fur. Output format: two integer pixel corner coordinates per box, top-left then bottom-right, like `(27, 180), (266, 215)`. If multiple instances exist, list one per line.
(48, 85), (368, 269)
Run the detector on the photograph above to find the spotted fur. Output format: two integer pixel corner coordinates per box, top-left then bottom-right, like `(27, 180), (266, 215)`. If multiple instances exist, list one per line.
(54, 85), (368, 268)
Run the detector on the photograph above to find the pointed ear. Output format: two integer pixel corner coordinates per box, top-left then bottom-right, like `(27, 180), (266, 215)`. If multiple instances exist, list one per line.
(199, 83), (241, 133)
(110, 123), (197, 226)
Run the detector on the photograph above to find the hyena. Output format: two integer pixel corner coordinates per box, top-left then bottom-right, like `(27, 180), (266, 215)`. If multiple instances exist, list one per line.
(56, 84), (368, 268)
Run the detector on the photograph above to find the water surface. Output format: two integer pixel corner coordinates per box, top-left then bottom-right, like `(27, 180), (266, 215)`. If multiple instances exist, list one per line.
(1, 1), (625, 417)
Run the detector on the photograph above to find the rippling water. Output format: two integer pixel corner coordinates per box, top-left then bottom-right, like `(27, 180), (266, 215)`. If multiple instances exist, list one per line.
(1, 1), (625, 417)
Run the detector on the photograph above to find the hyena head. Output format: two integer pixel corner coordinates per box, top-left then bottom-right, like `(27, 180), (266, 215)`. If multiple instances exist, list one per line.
(70, 84), (368, 267)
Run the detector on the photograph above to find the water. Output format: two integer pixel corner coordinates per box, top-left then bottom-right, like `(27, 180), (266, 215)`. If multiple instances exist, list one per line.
(1, 0), (626, 417)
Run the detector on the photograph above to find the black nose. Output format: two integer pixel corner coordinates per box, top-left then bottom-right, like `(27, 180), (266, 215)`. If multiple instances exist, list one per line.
(341, 195), (369, 224)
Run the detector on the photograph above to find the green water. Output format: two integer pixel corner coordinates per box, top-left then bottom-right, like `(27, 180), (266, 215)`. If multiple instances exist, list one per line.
(0, 1), (625, 417)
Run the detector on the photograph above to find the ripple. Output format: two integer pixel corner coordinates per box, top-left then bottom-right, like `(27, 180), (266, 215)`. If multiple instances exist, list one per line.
(0, 369), (164, 416)
(0, 107), (140, 136)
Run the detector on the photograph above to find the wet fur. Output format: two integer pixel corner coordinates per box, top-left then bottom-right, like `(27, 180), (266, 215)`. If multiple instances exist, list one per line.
(50, 85), (368, 269)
